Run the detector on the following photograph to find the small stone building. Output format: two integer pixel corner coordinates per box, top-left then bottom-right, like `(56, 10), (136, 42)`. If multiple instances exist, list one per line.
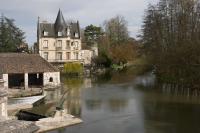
(0, 53), (60, 89)
(0, 79), (7, 119)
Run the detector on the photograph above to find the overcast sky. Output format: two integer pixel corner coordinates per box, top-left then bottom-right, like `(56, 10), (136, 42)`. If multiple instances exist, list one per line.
(0, 0), (158, 45)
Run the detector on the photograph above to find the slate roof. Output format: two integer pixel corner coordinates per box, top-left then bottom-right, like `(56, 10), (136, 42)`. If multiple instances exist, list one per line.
(0, 53), (58, 74)
(38, 9), (80, 39)
(54, 9), (66, 33)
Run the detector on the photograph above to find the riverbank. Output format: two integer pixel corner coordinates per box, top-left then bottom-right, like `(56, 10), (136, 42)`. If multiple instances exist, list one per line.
(0, 120), (39, 133)
(36, 112), (82, 133)
(8, 88), (43, 98)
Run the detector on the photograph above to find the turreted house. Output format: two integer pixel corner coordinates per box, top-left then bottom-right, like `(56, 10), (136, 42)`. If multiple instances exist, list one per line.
(35, 9), (92, 65)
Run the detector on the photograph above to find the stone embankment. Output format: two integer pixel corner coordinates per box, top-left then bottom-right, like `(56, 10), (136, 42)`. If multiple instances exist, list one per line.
(8, 88), (43, 98)
(36, 110), (82, 132)
(0, 120), (39, 133)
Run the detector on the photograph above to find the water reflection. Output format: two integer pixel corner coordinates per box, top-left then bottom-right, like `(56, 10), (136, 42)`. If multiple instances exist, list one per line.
(29, 77), (90, 117)
(27, 69), (200, 133)
(108, 99), (128, 112)
(85, 99), (102, 110)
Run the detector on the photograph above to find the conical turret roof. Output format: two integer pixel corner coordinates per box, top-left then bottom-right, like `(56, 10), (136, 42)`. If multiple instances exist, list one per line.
(54, 9), (66, 32)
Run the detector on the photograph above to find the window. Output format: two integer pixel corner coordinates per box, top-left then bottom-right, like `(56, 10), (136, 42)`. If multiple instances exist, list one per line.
(66, 41), (70, 49)
(43, 52), (48, 60)
(56, 40), (62, 48)
(58, 32), (62, 37)
(43, 31), (48, 36)
(75, 41), (79, 49)
(71, 42), (74, 46)
(66, 52), (71, 60)
(49, 77), (53, 82)
(74, 52), (79, 60)
(56, 52), (62, 60)
(43, 40), (48, 48)
(75, 32), (79, 38)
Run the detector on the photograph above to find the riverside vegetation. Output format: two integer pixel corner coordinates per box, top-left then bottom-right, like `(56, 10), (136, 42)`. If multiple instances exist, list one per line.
(141, 0), (200, 91)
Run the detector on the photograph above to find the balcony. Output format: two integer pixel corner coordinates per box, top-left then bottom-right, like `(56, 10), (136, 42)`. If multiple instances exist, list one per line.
(47, 59), (84, 63)
(56, 47), (62, 50)
(43, 47), (48, 50)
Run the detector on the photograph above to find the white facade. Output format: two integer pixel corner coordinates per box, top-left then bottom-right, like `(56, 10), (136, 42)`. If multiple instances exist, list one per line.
(2, 74), (8, 89)
(39, 38), (83, 63)
(81, 50), (93, 65)
(43, 72), (60, 86)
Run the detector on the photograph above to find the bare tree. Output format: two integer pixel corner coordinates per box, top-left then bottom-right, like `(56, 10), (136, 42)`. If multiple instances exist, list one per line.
(104, 15), (129, 45)
(142, 0), (200, 87)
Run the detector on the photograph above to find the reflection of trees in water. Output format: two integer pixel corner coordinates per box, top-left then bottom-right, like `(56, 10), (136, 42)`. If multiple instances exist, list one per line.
(155, 65), (200, 96)
(142, 98), (200, 133)
(85, 99), (102, 110)
(62, 77), (84, 117)
(62, 77), (84, 90)
(85, 98), (128, 113)
(94, 66), (149, 84)
(136, 73), (200, 97)
(108, 99), (128, 112)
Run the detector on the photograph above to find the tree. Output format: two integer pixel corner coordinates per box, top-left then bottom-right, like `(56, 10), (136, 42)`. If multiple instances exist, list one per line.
(110, 40), (138, 65)
(0, 14), (25, 52)
(141, 0), (200, 88)
(84, 24), (103, 46)
(104, 15), (129, 45)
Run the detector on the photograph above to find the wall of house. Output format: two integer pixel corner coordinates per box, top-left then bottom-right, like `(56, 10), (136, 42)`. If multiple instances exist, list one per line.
(39, 37), (82, 62)
(0, 80), (7, 119)
(0, 96), (7, 118)
(2, 74), (8, 88)
(43, 72), (60, 86)
(81, 50), (93, 65)
(91, 46), (98, 57)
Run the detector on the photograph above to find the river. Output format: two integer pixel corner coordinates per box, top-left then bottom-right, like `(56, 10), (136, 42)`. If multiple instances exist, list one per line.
(29, 68), (200, 133)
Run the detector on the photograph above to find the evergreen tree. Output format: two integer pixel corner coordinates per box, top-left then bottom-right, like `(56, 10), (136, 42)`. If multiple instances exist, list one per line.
(0, 14), (25, 52)
(84, 24), (103, 46)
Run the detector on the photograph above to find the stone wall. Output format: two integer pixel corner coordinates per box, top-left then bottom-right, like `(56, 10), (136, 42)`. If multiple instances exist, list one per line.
(0, 80), (7, 119)
(43, 72), (60, 86)
(81, 50), (93, 65)
(0, 120), (39, 133)
(2, 74), (8, 89)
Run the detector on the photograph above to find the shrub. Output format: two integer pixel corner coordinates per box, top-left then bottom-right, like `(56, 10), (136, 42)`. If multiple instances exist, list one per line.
(63, 63), (83, 76)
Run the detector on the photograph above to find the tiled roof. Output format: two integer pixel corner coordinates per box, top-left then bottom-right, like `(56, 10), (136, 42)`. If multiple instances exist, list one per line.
(0, 53), (58, 74)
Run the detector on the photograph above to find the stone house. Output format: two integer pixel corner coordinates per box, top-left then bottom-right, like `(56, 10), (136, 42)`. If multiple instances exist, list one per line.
(35, 10), (83, 64)
(0, 53), (60, 89)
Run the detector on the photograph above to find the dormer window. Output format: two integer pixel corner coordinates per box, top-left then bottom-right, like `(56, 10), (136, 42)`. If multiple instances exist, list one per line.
(43, 31), (48, 36)
(58, 32), (62, 37)
(75, 32), (79, 38)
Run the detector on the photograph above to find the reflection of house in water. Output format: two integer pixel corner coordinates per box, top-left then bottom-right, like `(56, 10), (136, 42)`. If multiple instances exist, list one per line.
(44, 77), (92, 117)
(0, 53), (60, 89)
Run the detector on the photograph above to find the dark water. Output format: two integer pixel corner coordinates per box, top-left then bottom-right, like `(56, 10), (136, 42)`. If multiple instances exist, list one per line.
(31, 69), (200, 133)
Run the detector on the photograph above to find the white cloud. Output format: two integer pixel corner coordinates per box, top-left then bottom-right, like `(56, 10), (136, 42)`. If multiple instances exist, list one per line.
(0, 0), (158, 45)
